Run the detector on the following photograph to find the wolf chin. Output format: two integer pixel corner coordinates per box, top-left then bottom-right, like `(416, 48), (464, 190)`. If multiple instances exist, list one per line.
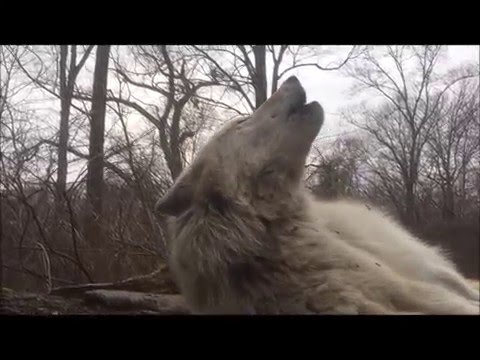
(155, 76), (479, 315)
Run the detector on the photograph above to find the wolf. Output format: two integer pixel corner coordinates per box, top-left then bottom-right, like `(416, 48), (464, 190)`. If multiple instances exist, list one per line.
(154, 76), (479, 315)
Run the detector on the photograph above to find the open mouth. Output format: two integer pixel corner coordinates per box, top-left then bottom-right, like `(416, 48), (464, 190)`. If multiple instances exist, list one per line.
(271, 76), (324, 125)
(287, 101), (324, 139)
(289, 100), (323, 119)
(299, 101), (322, 114)
(287, 96), (308, 117)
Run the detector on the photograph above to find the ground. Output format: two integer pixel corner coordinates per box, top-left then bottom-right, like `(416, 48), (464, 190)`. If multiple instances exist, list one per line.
(1, 290), (120, 315)
(1, 279), (478, 315)
(0, 265), (189, 315)
(0, 289), (189, 315)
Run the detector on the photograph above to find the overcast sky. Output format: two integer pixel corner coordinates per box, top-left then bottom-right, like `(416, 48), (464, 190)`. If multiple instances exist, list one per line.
(289, 45), (479, 139)
(22, 45), (477, 141)
(4, 45), (477, 183)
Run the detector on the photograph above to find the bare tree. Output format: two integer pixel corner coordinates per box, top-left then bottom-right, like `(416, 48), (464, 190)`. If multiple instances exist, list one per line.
(307, 136), (367, 199)
(191, 45), (363, 111)
(0, 46), (44, 293)
(57, 46), (94, 208)
(344, 46), (477, 225)
(252, 45), (267, 107)
(426, 77), (479, 220)
(0, 45), (7, 297)
(85, 45), (218, 181)
(10, 46), (94, 204)
(86, 45), (110, 237)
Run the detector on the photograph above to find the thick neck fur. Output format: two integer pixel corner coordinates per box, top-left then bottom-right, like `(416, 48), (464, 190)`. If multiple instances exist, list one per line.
(167, 184), (309, 314)
(167, 186), (480, 315)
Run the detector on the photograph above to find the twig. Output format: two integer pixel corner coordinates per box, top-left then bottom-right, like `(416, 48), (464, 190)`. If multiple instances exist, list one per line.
(64, 194), (93, 282)
(50, 265), (178, 297)
(36, 241), (52, 293)
(1, 264), (74, 286)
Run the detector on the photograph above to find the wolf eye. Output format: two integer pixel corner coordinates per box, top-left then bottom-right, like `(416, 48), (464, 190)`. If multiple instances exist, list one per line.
(237, 117), (249, 125)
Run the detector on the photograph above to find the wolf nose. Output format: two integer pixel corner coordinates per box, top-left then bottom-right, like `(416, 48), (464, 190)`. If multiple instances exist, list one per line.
(282, 75), (304, 95)
(285, 75), (300, 85)
(279, 75), (306, 106)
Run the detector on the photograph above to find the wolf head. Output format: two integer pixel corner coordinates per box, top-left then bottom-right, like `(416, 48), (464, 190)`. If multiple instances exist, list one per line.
(155, 76), (324, 221)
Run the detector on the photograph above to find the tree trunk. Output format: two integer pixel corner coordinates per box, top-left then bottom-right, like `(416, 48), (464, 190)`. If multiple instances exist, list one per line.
(85, 45), (110, 280)
(86, 45), (110, 222)
(57, 46), (68, 202)
(168, 153), (183, 181)
(404, 180), (417, 226)
(458, 160), (468, 218)
(253, 46), (267, 108)
(442, 183), (456, 221)
(56, 45), (76, 214)
(167, 109), (186, 180)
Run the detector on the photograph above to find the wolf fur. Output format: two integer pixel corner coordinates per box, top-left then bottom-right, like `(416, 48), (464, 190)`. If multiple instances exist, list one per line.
(155, 76), (480, 315)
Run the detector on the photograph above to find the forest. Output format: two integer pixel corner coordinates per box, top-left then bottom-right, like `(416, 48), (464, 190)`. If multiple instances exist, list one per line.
(0, 45), (478, 314)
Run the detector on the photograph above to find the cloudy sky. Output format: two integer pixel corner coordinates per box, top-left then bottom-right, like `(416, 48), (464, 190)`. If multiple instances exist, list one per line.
(5, 45), (477, 183)
(25, 45), (476, 142)
(288, 45), (479, 139)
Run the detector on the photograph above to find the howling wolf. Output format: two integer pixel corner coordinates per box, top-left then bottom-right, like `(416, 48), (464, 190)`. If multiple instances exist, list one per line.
(154, 76), (479, 315)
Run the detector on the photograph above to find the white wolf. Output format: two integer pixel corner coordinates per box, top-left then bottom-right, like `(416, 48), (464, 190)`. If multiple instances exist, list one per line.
(155, 76), (480, 315)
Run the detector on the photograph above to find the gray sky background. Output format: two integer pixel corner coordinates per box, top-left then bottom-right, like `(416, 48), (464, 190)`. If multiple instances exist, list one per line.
(4, 45), (478, 183)
(292, 45), (479, 139)
(19, 45), (478, 140)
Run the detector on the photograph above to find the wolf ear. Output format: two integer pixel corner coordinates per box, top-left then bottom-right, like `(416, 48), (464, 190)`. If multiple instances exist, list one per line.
(154, 172), (195, 216)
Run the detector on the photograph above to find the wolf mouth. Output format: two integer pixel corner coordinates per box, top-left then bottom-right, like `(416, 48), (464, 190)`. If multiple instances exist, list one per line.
(289, 100), (324, 122)
(283, 78), (322, 120)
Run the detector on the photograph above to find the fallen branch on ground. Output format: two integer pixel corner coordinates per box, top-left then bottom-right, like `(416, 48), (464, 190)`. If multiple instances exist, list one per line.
(49, 265), (179, 297)
(83, 290), (190, 314)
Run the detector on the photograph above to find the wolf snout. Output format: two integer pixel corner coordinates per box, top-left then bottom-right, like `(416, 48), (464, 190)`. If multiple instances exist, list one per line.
(279, 75), (306, 109)
(281, 76), (305, 97)
(293, 101), (324, 128)
(256, 76), (307, 117)
(284, 75), (301, 86)
(303, 101), (323, 116)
